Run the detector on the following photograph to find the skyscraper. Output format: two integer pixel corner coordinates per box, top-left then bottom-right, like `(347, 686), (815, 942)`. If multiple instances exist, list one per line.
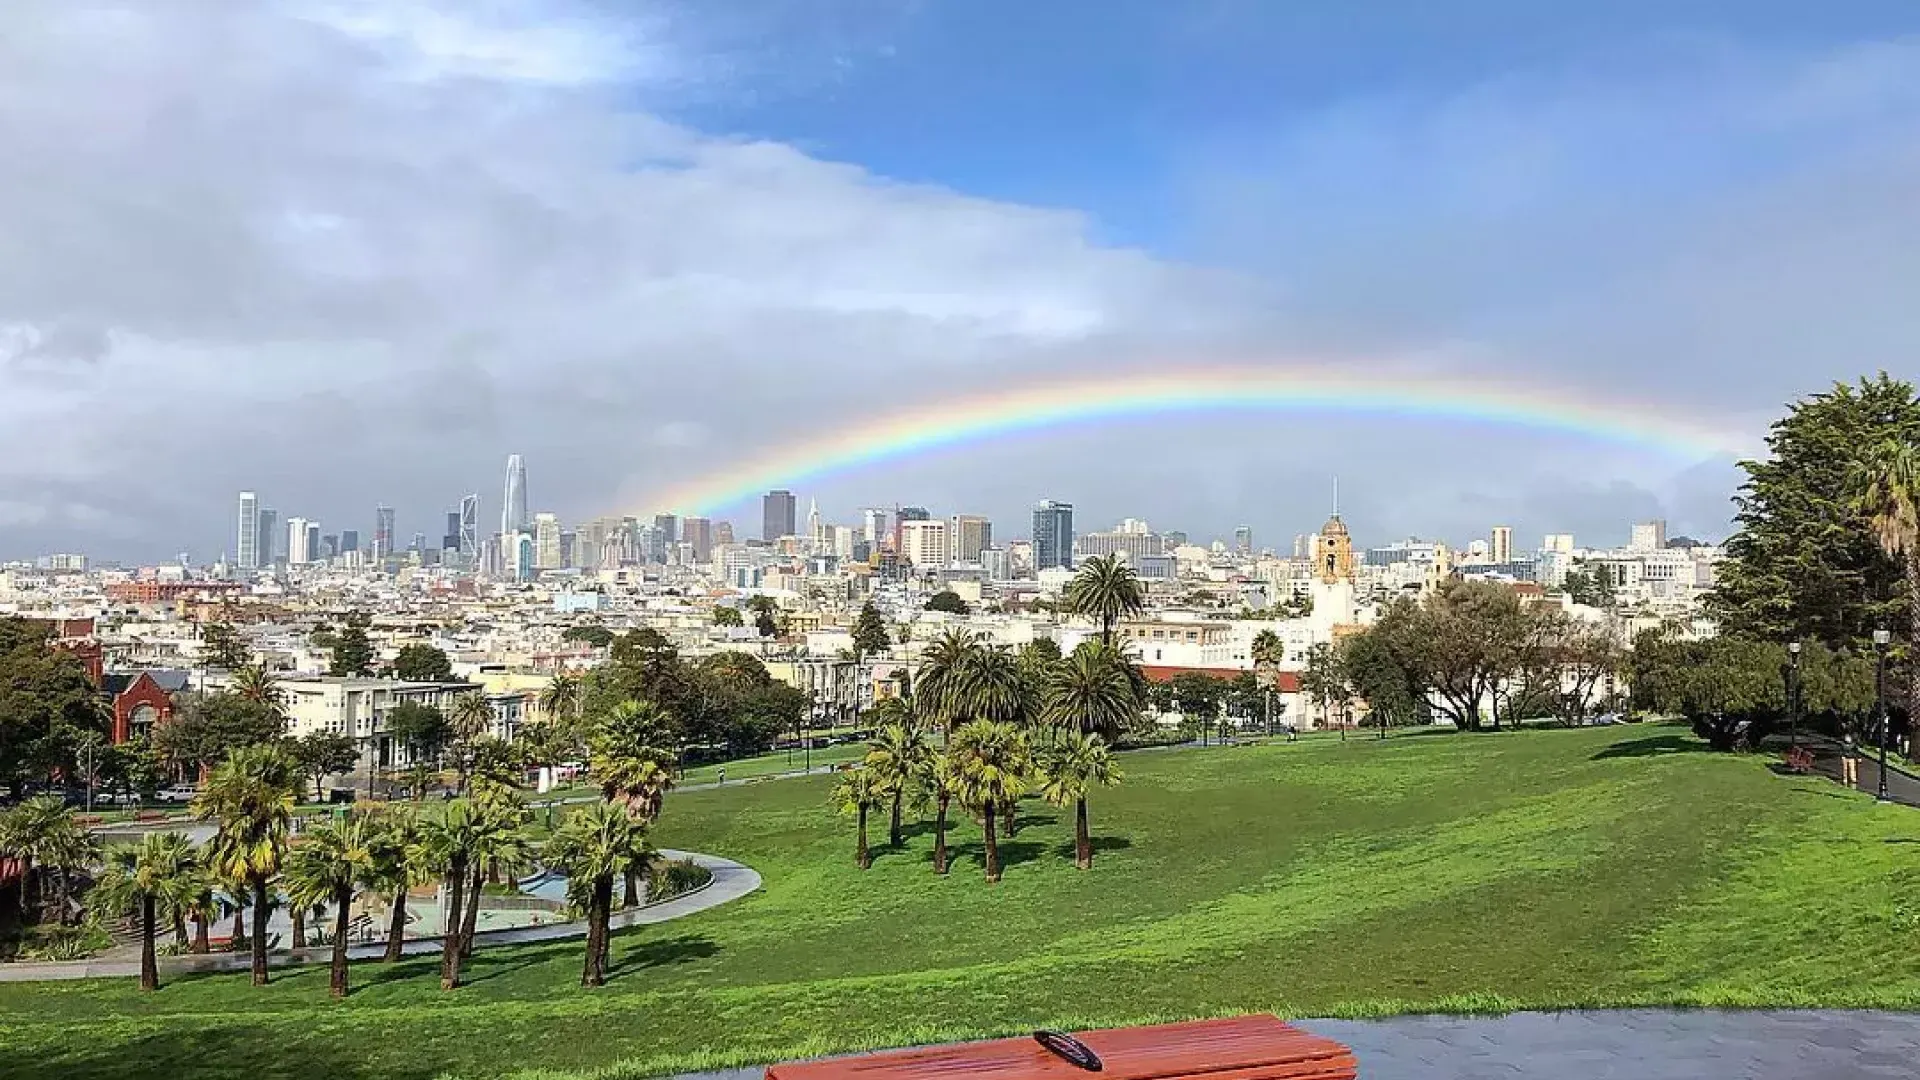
(653, 513), (678, 544)
(459, 493), (479, 556)
(762, 489), (796, 541)
(339, 529), (359, 553)
(952, 514), (993, 563)
(533, 513), (562, 570)
(1233, 525), (1253, 556)
(236, 491), (259, 569)
(444, 511), (462, 551)
(373, 504), (396, 559)
(502, 455), (528, 539)
(1032, 499), (1075, 572)
(256, 508), (277, 566)
(287, 517), (313, 564)
(682, 516), (714, 563)
(1489, 525), (1513, 564)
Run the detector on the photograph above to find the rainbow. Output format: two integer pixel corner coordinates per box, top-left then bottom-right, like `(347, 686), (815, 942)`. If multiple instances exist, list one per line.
(642, 366), (1753, 516)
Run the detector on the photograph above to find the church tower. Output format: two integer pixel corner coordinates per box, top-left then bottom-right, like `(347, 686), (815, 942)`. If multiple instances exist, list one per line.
(1308, 479), (1360, 637)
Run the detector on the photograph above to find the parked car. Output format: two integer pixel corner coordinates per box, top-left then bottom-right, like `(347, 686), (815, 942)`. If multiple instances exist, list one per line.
(154, 785), (199, 804)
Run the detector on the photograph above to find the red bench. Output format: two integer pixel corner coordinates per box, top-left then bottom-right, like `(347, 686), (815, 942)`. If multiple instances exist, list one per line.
(1783, 746), (1815, 773)
(767, 1016), (1357, 1080)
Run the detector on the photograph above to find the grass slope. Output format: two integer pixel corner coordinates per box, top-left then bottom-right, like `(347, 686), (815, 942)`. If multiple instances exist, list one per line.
(4, 725), (1918, 1080)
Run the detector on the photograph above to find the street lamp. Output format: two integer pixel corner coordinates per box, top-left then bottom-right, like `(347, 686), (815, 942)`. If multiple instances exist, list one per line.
(1874, 629), (1891, 802)
(1787, 641), (1802, 750)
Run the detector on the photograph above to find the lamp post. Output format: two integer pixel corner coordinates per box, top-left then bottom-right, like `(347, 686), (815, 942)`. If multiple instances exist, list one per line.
(1874, 629), (1891, 802)
(1787, 641), (1802, 750)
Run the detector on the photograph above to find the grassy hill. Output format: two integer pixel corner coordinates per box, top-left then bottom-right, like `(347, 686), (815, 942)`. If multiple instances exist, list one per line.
(4, 724), (1918, 1080)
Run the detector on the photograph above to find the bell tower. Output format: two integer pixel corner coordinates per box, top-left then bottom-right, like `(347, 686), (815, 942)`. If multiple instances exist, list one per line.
(1314, 478), (1355, 584)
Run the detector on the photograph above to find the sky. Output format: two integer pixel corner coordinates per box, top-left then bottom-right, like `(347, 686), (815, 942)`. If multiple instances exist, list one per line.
(3, 0), (1918, 562)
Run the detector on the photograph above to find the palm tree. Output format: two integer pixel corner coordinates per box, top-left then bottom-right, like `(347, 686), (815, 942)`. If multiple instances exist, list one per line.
(591, 698), (679, 905)
(957, 645), (1027, 727)
(0, 796), (96, 925)
(231, 662), (284, 717)
(415, 798), (483, 990)
(366, 806), (422, 962)
(544, 801), (650, 987)
(282, 816), (375, 998)
(194, 744), (298, 985)
(1251, 630), (1286, 681)
(1852, 438), (1920, 724)
(181, 873), (219, 954)
(538, 672), (584, 729)
(447, 693), (497, 791)
(1038, 732), (1123, 869)
(458, 783), (531, 959)
(830, 767), (887, 870)
(928, 751), (961, 875)
(90, 831), (200, 991)
(1044, 642), (1140, 742)
(1064, 553), (1145, 644)
(914, 628), (979, 731)
(947, 720), (1034, 883)
(864, 722), (931, 847)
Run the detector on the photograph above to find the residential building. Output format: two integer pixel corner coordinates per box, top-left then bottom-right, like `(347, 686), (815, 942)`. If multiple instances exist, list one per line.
(1489, 525), (1513, 565)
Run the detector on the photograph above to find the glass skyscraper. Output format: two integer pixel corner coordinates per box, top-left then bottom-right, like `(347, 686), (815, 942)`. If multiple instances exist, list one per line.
(1031, 499), (1075, 572)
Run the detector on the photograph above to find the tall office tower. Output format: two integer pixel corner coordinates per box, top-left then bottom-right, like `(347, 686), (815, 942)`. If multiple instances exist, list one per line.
(559, 530), (577, 569)
(458, 493), (479, 556)
(307, 522), (321, 563)
(1630, 520), (1668, 551)
(900, 519), (951, 567)
(444, 511), (462, 551)
(502, 454), (528, 539)
(653, 513), (678, 544)
(762, 489), (796, 541)
(861, 507), (890, 546)
(339, 529), (359, 553)
(322, 534), (339, 559)
(256, 508), (278, 566)
(1031, 499), (1075, 571)
(714, 520), (735, 545)
(806, 500), (823, 543)
(1233, 525), (1253, 556)
(236, 492), (260, 569)
(1489, 525), (1513, 564)
(1164, 530), (1188, 548)
(371, 504), (396, 559)
(409, 531), (427, 553)
(893, 505), (930, 553)
(286, 517), (313, 564)
(532, 513), (563, 570)
(952, 514), (993, 562)
(681, 516), (714, 563)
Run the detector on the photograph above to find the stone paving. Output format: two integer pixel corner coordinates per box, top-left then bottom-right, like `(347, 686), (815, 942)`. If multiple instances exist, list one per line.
(675, 1010), (1920, 1080)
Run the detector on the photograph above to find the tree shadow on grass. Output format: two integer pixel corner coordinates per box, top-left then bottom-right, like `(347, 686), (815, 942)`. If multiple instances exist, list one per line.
(24, 1023), (431, 1080)
(1058, 834), (1133, 860)
(607, 933), (717, 980)
(951, 838), (1047, 872)
(1590, 733), (1710, 760)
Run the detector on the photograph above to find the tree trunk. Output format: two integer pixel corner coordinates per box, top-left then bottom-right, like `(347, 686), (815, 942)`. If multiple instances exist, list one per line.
(193, 911), (210, 954)
(231, 902), (244, 945)
(933, 791), (950, 875)
(1075, 798), (1091, 870)
(249, 878), (271, 985)
(460, 860), (483, 959)
(440, 856), (467, 990)
(983, 798), (1001, 883)
(139, 894), (159, 992)
(172, 909), (188, 949)
(623, 866), (640, 908)
(384, 888), (408, 962)
(856, 805), (870, 869)
(889, 791), (903, 847)
(330, 883), (353, 999)
(581, 876), (610, 987)
(290, 905), (305, 950)
(1908, 552), (1920, 741)
(1002, 799), (1017, 839)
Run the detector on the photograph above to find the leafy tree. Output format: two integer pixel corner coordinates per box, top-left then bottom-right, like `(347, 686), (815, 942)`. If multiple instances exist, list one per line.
(194, 744), (298, 984)
(152, 692), (284, 779)
(365, 806), (422, 963)
(385, 702), (450, 769)
(1037, 732), (1122, 869)
(1168, 671), (1228, 729)
(538, 672), (584, 729)
(199, 621), (251, 671)
(710, 606), (744, 629)
(1536, 614), (1623, 727)
(1251, 630), (1286, 682)
(831, 766), (887, 870)
(281, 816), (375, 997)
(287, 732), (358, 800)
(0, 618), (109, 797)
(947, 720), (1033, 883)
(89, 831), (200, 991)
(1387, 580), (1535, 732)
(0, 795), (97, 925)
(1339, 608), (1425, 732)
(1850, 436), (1920, 725)
(914, 628), (979, 731)
(1063, 554), (1145, 644)
(1714, 375), (1920, 650)
(561, 624), (616, 648)
(1561, 564), (1618, 609)
(1044, 642), (1140, 742)
(924, 590), (971, 615)
(230, 662), (284, 716)
(391, 643), (453, 683)
(865, 722), (932, 847)
(1632, 633), (1786, 750)
(850, 602), (891, 659)
(543, 801), (652, 987)
(329, 611), (376, 677)
(744, 595), (782, 638)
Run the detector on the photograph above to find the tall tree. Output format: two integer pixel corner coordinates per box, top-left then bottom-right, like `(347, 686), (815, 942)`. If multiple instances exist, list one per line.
(366, 805), (422, 962)
(1714, 375), (1920, 648)
(947, 720), (1033, 884)
(1250, 630), (1286, 683)
(1850, 436), (1920, 725)
(1037, 732), (1122, 870)
(230, 662), (283, 715)
(830, 766), (887, 870)
(152, 692), (284, 780)
(416, 798), (481, 990)
(710, 606), (744, 629)
(850, 602), (892, 660)
(1063, 554), (1145, 644)
(194, 744), (298, 985)
(199, 621), (251, 671)
(928, 751), (961, 875)
(590, 698), (679, 905)
(89, 831), (200, 991)
(329, 611), (376, 677)
(1044, 642), (1140, 742)
(391, 644), (453, 683)
(286, 732), (357, 800)
(914, 628), (979, 732)
(282, 816), (375, 998)
(864, 722), (931, 847)
(447, 693), (497, 790)
(0, 618), (109, 798)
(457, 783), (530, 958)
(543, 801), (651, 987)
(0, 796), (96, 925)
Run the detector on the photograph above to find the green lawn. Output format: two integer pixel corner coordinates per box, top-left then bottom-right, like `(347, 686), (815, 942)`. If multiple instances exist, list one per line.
(5, 724), (1920, 1080)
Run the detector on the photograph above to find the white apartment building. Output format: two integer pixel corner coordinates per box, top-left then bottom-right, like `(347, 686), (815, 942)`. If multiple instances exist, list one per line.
(900, 519), (950, 567)
(280, 676), (481, 772)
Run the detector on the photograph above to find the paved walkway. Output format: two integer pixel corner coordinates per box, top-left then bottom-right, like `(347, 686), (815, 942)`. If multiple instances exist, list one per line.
(675, 1010), (1920, 1080)
(1794, 736), (1920, 809)
(0, 849), (758, 982)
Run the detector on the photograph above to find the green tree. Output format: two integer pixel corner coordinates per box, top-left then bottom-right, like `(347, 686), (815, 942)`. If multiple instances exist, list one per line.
(1063, 554), (1145, 644)
(365, 806), (423, 962)
(864, 722), (932, 847)
(152, 692), (284, 780)
(1037, 732), (1122, 870)
(710, 606), (744, 629)
(386, 701), (450, 772)
(924, 590), (971, 615)
(1339, 610), (1425, 733)
(830, 766), (887, 870)
(1850, 436), (1920, 725)
(561, 624), (616, 648)
(457, 783), (531, 959)
(391, 643), (453, 682)
(927, 751), (961, 875)
(281, 816), (375, 998)
(415, 798), (490, 989)
(194, 744), (298, 985)
(286, 732), (357, 801)
(0, 796), (97, 925)
(745, 596), (782, 638)
(1714, 375), (1920, 649)
(1561, 564), (1618, 609)
(591, 698), (679, 905)
(1632, 633), (1786, 750)
(956, 643), (1027, 733)
(89, 831), (200, 991)
(329, 611), (376, 677)
(1168, 671), (1228, 732)
(0, 618), (109, 798)
(850, 602), (891, 659)
(1251, 630), (1286, 682)
(199, 620), (251, 671)
(947, 720), (1033, 883)
(913, 628), (978, 731)
(230, 662), (284, 716)
(1044, 642), (1140, 742)
(543, 801), (652, 987)
(446, 693), (497, 790)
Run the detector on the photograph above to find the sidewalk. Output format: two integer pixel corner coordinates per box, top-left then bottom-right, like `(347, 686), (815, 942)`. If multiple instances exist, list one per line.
(1793, 735), (1920, 808)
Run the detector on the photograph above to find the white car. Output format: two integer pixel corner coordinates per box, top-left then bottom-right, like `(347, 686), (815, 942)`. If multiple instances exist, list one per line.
(155, 785), (199, 804)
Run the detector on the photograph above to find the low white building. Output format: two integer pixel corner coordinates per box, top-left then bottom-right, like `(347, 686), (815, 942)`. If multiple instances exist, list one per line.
(280, 676), (480, 773)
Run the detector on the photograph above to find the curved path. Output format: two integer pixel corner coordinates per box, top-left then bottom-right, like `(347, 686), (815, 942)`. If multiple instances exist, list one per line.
(0, 849), (758, 983)
(673, 1009), (1920, 1080)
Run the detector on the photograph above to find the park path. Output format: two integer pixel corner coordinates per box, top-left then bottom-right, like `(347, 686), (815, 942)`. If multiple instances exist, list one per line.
(673, 1009), (1920, 1080)
(1795, 735), (1920, 808)
(0, 849), (758, 983)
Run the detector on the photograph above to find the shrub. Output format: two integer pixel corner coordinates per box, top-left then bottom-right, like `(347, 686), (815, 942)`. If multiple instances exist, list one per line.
(648, 858), (712, 902)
